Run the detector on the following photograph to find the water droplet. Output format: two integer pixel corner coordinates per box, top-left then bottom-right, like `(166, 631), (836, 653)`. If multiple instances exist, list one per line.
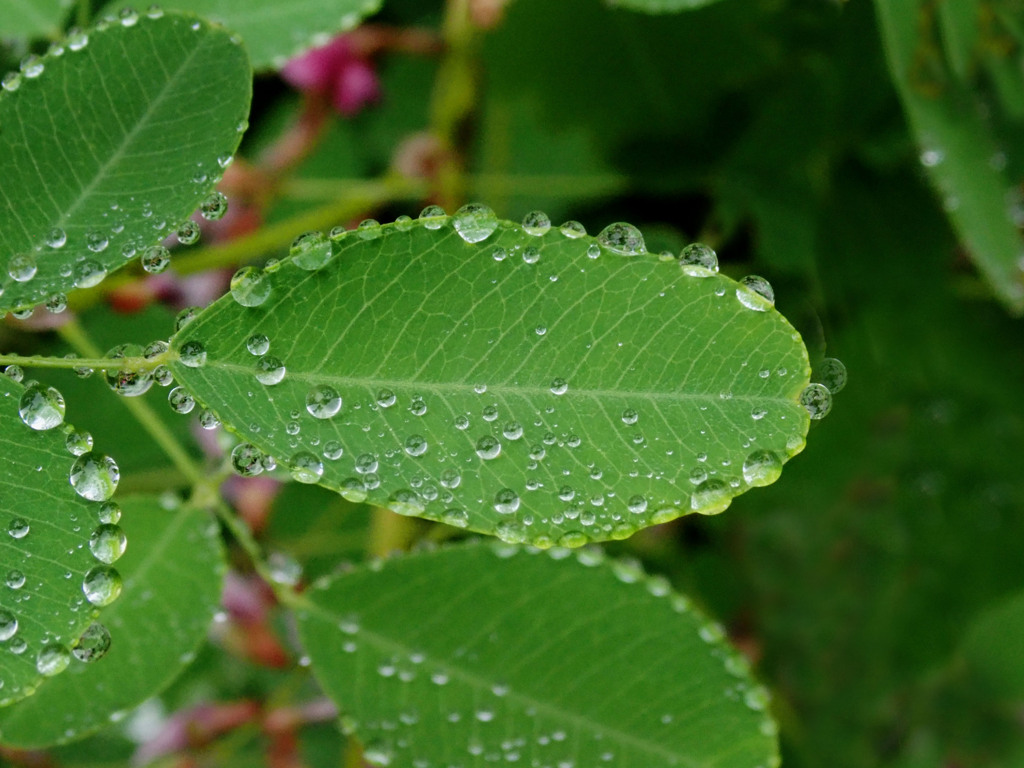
(679, 243), (718, 275)
(20, 54), (44, 78)
(627, 495), (648, 514)
(254, 355), (286, 385)
(178, 340), (206, 368)
(153, 365), (173, 387)
(482, 404), (499, 422)
(177, 219), (201, 245)
(36, 643), (71, 676)
(3, 365), (23, 382)
(200, 191), (228, 220)
(290, 452), (324, 483)
(231, 443), (265, 476)
(560, 220), (586, 238)
(98, 501), (121, 524)
(522, 210), (551, 236)
(742, 450), (782, 487)
(475, 436), (501, 460)
(306, 385), (342, 419)
(8, 518), (29, 539)
(67, 28), (89, 51)
(5, 569), (25, 589)
(440, 468), (461, 489)
(167, 386), (195, 414)
(323, 440), (344, 460)
(140, 245), (171, 274)
(357, 219), (381, 240)
(83, 565), (122, 606)
(818, 357), (847, 394)
(558, 531), (588, 548)
(621, 408), (638, 425)
(8, 254), (37, 282)
(736, 275), (775, 311)
(1, 72), (21, 92)
(246, 334), (269, 355)
(45, 293), (68, 313)
(409, 396), (427, 416)
(230, 266), (271, 307)
(419, 205), (447, 229)
(72, 623), (112, 662)
(119, 7), (139, 25)
(691, 479), (731, 516)
(404, 434), (428, 457)
(920, 147), (944, 167)
(494, 488), (520, 514)
(65, 429), (93, 456)
(454, 414), (470, 430)
(453, 203), (498, 243)
(550, 378), (568, 395)
(394, 215), (413, 232)
(0, 610), (18, 640)
(70, 453), (120, 501)
(800, 383), (832, 419)
(376, 389), (396, 408)
(442, 508), (469, 528)
(502, 421), (523, 440)
(74, 259), (107, 288)
(45, 228), (67, 248)
(355, 453), (378, 474)
(291, 231), (333, 270)
(496, 520), (526, 543)
(597, 222), (645, 256)
(89, 523), (127, 564)
(19, 384), (66, 430)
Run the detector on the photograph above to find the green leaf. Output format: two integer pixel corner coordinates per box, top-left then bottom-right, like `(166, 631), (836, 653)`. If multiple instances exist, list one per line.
(962, 589), (1024, 701)
(0, 10), (251, 315)
(0, 495), (224, 747)
(874, 0), (1024, 314)
(168, 216), (810, 547)
(606, 0), (726, 12)
(0, 0), (69, 39)
(0, 374), (121, 707)
(104, 0), (382, 71)
(296, 540), (778, 768)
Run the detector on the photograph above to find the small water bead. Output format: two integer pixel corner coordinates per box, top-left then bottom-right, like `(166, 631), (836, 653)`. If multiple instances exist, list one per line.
(290, 452), (324, 483)
(522, 246), (540, 264)
(1, 72), (21, 92)
(453, 203), (499, 243)
(73, 623), (112, 662)
(439, 468), (461, 489)
(11, 307), (33, 320)
(419, 205), (447, 229)
(36, 643), (71, 677)
(522, 210), (551, 236)
(404, 434), (428, 457)
(231, 443), (264, 476)
(502, 421), (523, 440)
(441, 508), (469, 528)
(736, 275), (775, 311)
(741, 450), (782, 487)
(560, 220), (586, 238)
(818, 357), (848, 394)
(246, 334), (270, 355)
(98, 501), (121, 524)
(454, 414), (470, 430)
(153, 365), (173, 387)
(679, 243), (719, 274)
(323, 440), (344, 460)
(494, 488), (520, 514)
(178, 340), (206, 368)
(70, 453), (120, 501)
(597, 222), (645, 256)
(254, 355), (286, 385)
(6, 570), (25, 589)
(0, 610), (17, 640)
(496, 520), (526, 544)
(45, 228), (67, 248)
(355, 453), (378, 474)
(65, 429), (93, 456)
(550, 378), (568, 395)
(45, 293), (68, 313)
(621, 408), (639, 426)
(306, 385), (342, 419)
(627, 495), (648, 515)
(482, 404), (499, 422)
(690, 479), (732, 516)
(393, 214), (414, 232)
(137, 244), (170, 274)
(166, 386), (195, 414)
(8, 518), (30, 539)
(8, 253), (37, 282)
(72, 259), (106, 289)
(800, 383), (832, 419)
(200, 191), (228, 220)
(83, 565), (122, 606)
(475, 436), (501, 460)
(409, 396), (427, 416)
(67, 28), (89, 51)
(4, 365), (23, 382)
(19, 384), (66, 430)
(89, 523), (127, 564)
(231, 266), (271, 307)
(118, 6), (140, 25)
(176, 219), (201, 245)
(376, 389), (396, 408)
(357, 219), (381, 240)
(20, 54), (43, 78)
(171, 309), (199, 335)
(291, 231), (333, 270)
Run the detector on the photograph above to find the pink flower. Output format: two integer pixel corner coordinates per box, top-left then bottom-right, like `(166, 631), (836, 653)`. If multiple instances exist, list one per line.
(281, 36), (380, 116)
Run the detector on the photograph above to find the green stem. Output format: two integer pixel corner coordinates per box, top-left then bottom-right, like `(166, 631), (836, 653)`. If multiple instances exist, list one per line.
(57, 322), (202, 486)
(0, 352), (159, 372)
(75, 0), (90, 28)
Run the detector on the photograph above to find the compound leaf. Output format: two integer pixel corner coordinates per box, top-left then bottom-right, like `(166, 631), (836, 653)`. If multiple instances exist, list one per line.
(169, 216), (810, 547)
(0, 495), (223, 747)
(297, 540), (779, 768)
(0, 375), (121, 707)
(104, 0), (382, 71)
(0, 10), (251, 315)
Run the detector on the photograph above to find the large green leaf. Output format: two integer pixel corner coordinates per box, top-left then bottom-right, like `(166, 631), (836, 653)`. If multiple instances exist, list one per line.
(168, 215), (811, 547)
(0, 0), (69, 39)
(875, 0), (1024, 314)
(0, 10), (251, 315)
(297, 540), (778, 768)
(104, 0), (382, 71)
(0, 495), (224, 747)
(0, 374), (122, 706)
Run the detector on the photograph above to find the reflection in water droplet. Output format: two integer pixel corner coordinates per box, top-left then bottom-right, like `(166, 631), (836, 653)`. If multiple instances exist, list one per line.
(70, 453), (120, 501)
(453, 203), (498, 243)
(8, 253), (37, 282)
(736, 276), (775, 311)
(290, 231), (333, 270)
(230, 266), (271, 307)
(231, 443), (265, 476)
(597, 222), (645, 255)
(72, 622), (112, 662)
(306, 385), (342, 419)
(246, 334), (270, 356)
(83, 565), (122, 606)
(560, 220), (586, 238)
(89, 523), (127, 564)
(290, 452), (324, 483)
(818, 357), (847, 394)
(691, 479), (731, 516)
(0, 609), (18, 640)
(254, 355), (286, 385)
(19, 384), (66, 431)
(475, 436), (501, 460)
(800, 383), (832, 419)
(36, 643), (71, 676)
(419, 205), (447, 229)
(200, 191), (229, 220)
(679, 243), (719, 275)
(741, 450), (782, 487)
(522, 210), (551, 236)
